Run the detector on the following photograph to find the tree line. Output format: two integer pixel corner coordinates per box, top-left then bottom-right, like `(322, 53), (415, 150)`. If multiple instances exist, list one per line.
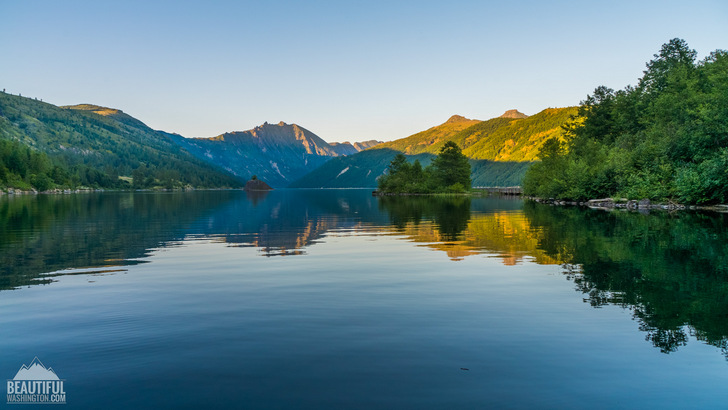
(524, 39), (728, 204)
(377, 141), (471, 193)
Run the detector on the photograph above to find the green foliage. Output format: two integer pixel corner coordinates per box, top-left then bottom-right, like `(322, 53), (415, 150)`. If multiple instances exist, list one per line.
(462, 108), (577, 161)
(0, 92), (243, 190)
(0, 138), (58, 191)
(376, 154), (430, 193)
(523, 39), (728, 204)
(377, 142), (471, 193)
(522, 138), (567, 198)
(430, 141), (471, 189)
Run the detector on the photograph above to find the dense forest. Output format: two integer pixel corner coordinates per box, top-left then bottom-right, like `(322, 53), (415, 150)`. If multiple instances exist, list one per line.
(0, 93), (243, 190)
(377, 141), (471, 193)
(524, 39), (728, 204)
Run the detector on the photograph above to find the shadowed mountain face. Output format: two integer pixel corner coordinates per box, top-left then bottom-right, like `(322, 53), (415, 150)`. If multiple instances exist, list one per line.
(170, 122), (381, 187)
(330, 140), (382, 155)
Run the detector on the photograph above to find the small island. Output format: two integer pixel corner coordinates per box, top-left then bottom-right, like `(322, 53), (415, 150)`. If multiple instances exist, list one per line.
(243, 175), (273, 191)
(375, 141), (471, 195)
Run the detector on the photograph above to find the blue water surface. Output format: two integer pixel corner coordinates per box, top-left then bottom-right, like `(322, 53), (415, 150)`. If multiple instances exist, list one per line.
(0, 189), (726, 409)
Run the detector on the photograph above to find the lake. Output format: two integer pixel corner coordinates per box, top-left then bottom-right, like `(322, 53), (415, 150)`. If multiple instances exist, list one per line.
(1, 189), (727, 409)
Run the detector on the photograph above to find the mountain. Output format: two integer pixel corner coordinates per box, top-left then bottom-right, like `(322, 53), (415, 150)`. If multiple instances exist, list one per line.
(328, 142), (359, 156)
(462, 107), (576, 161)
(500, 109), (528, 119)
(0, 90), (572, 191)
(374, 114), (482, 155)
(0, 92), (243, 189)
(170, 121), (382, 187)
(352, 140), (382, 151)
(290, 107), (577, 188)
(329, 139), (382, 155)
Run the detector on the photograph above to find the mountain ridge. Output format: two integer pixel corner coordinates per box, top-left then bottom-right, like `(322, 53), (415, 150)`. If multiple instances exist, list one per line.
(171, 121), (383, 187)
(1, 90), (572, 192)
(290, 107), (577, 188)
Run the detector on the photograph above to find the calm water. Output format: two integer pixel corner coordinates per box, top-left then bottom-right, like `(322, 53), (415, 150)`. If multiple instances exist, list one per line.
(1, 189), (727, 409)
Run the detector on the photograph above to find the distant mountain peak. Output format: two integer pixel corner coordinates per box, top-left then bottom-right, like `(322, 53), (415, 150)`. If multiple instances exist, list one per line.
(63, 104), (131, 119)
(257, 121), (291, 129)
(63, 103), (148, 128)
(445, 115), (471, 124)
(500, 109), (528, 119)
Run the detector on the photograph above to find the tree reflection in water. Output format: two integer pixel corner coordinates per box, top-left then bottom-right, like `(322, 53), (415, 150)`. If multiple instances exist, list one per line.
(524, 201), (728, 357)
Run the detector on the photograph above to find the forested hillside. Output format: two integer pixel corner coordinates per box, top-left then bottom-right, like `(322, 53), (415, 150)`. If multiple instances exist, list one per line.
(523, 39), (728, 204)
(0, 93), (243, 190)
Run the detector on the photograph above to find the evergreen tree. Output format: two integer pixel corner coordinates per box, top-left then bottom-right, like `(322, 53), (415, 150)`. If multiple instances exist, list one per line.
(523, 39), (728, 204)
(377, 143), (471, 193)
(430, 141), (471, 192)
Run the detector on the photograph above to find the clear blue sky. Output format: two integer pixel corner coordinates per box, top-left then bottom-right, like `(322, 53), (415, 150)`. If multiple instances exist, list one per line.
(1, 0), (726, 142)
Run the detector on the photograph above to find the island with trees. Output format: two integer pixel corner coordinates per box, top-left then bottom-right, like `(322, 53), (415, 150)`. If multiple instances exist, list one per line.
(375, 141), (471, 194)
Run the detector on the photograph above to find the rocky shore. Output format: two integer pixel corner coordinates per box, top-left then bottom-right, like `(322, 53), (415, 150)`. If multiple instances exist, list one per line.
(529, 197), (728, 213)
(0, 187), (106, 195)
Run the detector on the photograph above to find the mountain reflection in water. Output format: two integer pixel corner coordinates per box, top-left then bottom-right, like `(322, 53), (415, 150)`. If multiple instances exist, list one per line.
(1, 189), (727, 358)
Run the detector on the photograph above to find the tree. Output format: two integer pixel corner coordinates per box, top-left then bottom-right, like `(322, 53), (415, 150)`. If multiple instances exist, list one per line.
(523, 39), (728, 203)
(639, 38), (697, 94)
(377, 144), (472, 194)
(31, 173), (53, 191)
(430, 141), (471, 191)
(377, 154), (414, 193)
(132, 166), (148, 189)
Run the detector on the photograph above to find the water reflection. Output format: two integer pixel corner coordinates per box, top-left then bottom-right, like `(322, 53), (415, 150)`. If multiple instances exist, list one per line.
(524, 202), (728, 358)
(377, 195), (556, 263)
(196, 189), (385, 256)
(0, 192), (220, 290)
(0, 190), (389, 288)
(2, 190), (728, 359)
(378, 196), (471, 241)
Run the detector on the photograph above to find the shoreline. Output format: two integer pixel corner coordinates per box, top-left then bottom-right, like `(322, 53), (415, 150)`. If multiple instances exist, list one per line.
(0, 186), (241, 196)
(528, 197), (728, 213)
(4, 187), (727, 213)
